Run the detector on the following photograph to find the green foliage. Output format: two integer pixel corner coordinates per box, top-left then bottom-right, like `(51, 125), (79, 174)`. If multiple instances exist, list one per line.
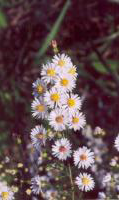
(0, 10), (7, 28)
(37, 0), (70, 58)
(92, 60), (119, 74)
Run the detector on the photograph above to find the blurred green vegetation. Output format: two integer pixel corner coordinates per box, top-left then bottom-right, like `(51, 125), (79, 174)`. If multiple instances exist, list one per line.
(0, 0), (119, 198)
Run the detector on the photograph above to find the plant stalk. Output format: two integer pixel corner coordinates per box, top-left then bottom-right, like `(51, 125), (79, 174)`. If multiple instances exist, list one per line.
(68, 163), (75, 200)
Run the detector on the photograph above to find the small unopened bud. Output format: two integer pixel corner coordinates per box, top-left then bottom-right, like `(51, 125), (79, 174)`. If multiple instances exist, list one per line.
(51, 40), (57, 48)
(51, 40), (58, 54)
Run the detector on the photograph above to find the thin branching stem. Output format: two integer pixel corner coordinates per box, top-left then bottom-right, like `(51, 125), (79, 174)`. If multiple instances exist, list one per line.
(68, 163), (75, 200)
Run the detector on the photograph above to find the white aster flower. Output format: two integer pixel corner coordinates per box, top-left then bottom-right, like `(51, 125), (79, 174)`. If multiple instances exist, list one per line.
(102, 173), (111, 186)
(45, 189), (58, 200)
(59, 65), (77, 80)
(32, 78), (47, 97)
(98, 192), (106, 199)
(110, 157), (117, 167)
(114, 134), (119, 151)
(31, 97), (48, 119)
(63, 93), (81, 113)
(31, 175), (49, 195)
(73, 146), (94, 169)
(52, 53), (72, 69)
(67, 65), (78, 80)
(44, 87), (64, 109)
(31, 125), (47, 149)
(94, 126), (105, 136)
(68, 111), (86, 131)
(0, 184), (14, 200)
(48, 108), (69, 131)
(54, 73), (76, 92)
(52, 138), (72, 160)
(41, 63), (58, 84)
(75, 173), (95, 192)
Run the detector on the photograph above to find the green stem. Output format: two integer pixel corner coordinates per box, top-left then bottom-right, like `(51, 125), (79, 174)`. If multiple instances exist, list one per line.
(68, 163), (75, 200)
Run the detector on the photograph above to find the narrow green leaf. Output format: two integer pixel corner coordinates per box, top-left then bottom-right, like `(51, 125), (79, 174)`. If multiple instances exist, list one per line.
(92, 60), (119, 74)
(37, 0), (70, 58)
(0, 10), (7, 28)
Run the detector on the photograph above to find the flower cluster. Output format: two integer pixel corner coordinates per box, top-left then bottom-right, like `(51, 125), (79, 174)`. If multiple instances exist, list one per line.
(31, 53), (95, 197)
(0, 181), (14, 200)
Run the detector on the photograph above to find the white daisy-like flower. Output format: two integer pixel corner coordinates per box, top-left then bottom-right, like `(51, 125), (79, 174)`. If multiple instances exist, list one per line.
(44, 87), (64, 109)
(48, 108), (69, 131)
(63, 93), (81, 113)
(59, 65), (77, 80)
(98, 192), (106, 199)
(110, 157), (118, 167)
(73, 146), (94, 169)
(0, 183), (14, 200)
(52, 53), (72, 69)
(31, 97), (48, 119)
(31, 125), (47, 149)
(32, 78), (47, 97)
(41, 63), (58, 84)
(31, 175), (49, 195)
(68, 112), (86, 131)
(67, 65), (78, 80)
(75, 173), (95, 192)
(114, 134), (119, 151)
(54, 73), (76, 92)
(45, 189), (58, 200)
(102, 173), (111, 185)
(52, 138), (72, 160)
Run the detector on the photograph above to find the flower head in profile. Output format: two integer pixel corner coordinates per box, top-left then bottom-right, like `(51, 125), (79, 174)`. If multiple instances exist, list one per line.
(114, 134), (119, 151)
(102, 173), (111, 186)
(67, 65), (78, 80)
(98, 192), (106, 199)
(31, 175), (49, 195)
(32, 78), (47, 97)
(31, 97), (48, 119)
(48, 108), (69, 131)
(68, 112), (86, 131)
(31, 125), (47, 149)
(73, 146), (94, 169)
(52, 138), (72, 160)
(75, 173), (95, 192)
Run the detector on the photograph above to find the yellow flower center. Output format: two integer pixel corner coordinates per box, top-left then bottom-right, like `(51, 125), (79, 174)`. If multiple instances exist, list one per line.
(72, 117), (79, 124)
(58, 59), (66, 67)
(2, 192), (9, 200)
(82, 177), (91, 185)
(60, 79), (69, 86)
(50, 93), (60, 102)
(68, 67), (76, 75)
(47, 69), (56, 76)
(37, 85), (44, 94)
(59, 146), (67, 152)
(55, 115), (64, 123)
(36, 104), (45, 112)
(67, 98), (75, 107)
(35, 133), (44, 139)
(80, 154), (87, 161)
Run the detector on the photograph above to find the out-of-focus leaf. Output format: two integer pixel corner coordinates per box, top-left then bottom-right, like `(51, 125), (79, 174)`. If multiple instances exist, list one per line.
(37, 0), (70, 58)
(0, 10), (7, 28)
(92, 60), (119, 74)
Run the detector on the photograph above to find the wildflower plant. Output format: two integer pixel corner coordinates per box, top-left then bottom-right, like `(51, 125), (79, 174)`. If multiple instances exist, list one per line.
(30, 42), (95, 199)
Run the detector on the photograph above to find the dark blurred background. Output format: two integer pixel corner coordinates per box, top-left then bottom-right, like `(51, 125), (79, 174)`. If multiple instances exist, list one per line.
(0, 0), (119, 198)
